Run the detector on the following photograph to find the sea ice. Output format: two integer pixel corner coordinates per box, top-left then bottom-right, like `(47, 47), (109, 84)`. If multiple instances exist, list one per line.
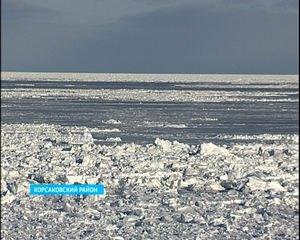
(1, 124), (298, 239)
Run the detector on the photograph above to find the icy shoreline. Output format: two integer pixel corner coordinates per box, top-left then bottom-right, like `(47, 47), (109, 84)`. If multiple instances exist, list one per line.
(1, 124), (298, 239)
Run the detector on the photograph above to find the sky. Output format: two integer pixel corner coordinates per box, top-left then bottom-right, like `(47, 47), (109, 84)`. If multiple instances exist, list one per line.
(1, 0), (299, 74)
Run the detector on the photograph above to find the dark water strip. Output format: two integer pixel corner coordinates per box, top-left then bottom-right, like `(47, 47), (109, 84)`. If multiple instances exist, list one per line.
(1, 80), (298, 92)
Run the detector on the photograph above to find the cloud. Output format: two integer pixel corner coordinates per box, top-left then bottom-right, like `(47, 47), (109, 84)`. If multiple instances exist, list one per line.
(2, 1), (298, 73)
(274, 0), (298, 10)
(2, 0), (59, 21)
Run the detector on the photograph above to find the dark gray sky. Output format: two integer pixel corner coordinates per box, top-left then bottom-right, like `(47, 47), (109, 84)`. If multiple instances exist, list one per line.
(1, 0), (299, 73)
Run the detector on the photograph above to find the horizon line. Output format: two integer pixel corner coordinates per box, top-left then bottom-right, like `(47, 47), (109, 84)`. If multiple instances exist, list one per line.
(1, 70), (298, 76)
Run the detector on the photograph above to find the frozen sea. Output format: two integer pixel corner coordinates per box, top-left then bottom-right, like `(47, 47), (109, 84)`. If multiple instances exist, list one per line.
(1, 72), (298, 144)
(1, 72), (299, 239)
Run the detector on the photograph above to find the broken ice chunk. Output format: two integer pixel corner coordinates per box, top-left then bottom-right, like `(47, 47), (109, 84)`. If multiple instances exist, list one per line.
(201, 143), (230, 156)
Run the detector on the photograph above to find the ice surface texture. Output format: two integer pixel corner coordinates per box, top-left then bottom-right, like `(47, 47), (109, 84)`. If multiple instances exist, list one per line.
(1, 124), (299, 239)
(2, 73), (298, 144)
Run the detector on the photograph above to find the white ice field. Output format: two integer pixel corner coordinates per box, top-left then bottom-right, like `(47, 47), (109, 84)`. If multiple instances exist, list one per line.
(1, 72), (299, 239)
